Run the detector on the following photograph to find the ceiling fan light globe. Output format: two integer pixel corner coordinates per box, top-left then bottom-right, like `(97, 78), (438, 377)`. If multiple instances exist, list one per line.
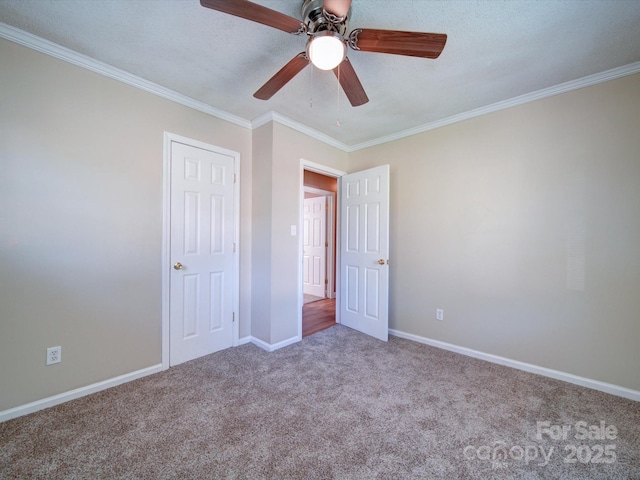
(307, 32), (346, 70)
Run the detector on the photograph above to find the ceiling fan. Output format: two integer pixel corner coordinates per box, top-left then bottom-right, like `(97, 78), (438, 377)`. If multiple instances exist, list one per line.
(200, 0), (447, 106)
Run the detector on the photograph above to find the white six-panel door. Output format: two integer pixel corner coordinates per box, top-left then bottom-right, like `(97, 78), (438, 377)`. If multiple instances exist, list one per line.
(303, 195), (327, 298)
(169, 141), (235, 366)
(340, 165), (390, 341)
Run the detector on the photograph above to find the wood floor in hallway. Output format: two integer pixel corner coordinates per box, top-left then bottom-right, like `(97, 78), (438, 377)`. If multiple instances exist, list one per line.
(302, 298), (336, 337)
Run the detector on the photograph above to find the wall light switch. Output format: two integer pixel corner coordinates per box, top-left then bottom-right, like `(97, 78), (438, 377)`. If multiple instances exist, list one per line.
(436, 309), (444, 321)
(290, 225), (297, 236)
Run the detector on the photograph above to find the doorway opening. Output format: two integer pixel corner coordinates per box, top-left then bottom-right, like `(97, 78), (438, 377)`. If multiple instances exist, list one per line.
(298, 161), (390, 342)
(301, 168), (338, 337)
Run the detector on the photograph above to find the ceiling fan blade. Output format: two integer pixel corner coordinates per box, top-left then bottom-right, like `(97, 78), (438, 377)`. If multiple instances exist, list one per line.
(254, 53), (310, 100)
(200, 0), (304, 34)
(349, 29), (447, 59)
(333, 58), (368, 107)
(323, 0), (352, 19)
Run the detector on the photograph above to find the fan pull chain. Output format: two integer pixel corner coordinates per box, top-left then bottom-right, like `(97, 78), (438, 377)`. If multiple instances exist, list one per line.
(310, 63), (315, 109)
(336, 64), (341, 127)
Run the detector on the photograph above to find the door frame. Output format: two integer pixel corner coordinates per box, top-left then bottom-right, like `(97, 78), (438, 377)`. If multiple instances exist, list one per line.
(161, 132), (240, 370)
(298, 159), (346, 339)
(303, 187), (335, 299)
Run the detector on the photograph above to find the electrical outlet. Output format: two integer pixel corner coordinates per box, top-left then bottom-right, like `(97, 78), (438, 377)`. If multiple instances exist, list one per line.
(46, 346), (61, 365)
(436, 309), (444, 321)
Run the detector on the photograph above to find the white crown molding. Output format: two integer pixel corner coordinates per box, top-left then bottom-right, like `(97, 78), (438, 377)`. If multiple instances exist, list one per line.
(251, 111), (350, 152)
(0, 22), (252, 130)
(349, 61), (640, 152)
(389, 329), (640, 402)
(0, 21), (346, 150)
(252, 60), (640, 152)
(3, 22), (639, 154)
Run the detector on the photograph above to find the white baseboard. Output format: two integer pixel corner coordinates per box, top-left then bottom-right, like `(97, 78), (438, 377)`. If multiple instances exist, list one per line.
(0, 364), (163, 423)
(250, 335), (300, 352)
(1, 334), (299, 423)
(7, 330), (634, 424)
(389, 329), (639, 402)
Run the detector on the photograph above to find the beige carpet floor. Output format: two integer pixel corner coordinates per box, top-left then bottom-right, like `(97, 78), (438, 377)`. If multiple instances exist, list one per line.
(1, 325), (638, 479)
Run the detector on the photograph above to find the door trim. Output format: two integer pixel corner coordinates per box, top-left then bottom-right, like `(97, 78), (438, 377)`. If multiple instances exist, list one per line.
(298, 159), (346, 340)
(302, 193), (327, 298)
(303, 187), (336, 300)
(162, 132), (240, 370)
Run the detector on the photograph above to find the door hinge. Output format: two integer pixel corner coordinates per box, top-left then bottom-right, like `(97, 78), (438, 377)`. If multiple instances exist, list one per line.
(233, 173), (237, 183)
(326, 204), (329, 211)
(325, 241), (328, 247)
(325, 279), (328, 285)
(233, 242), (236, 253)
(232, 312), (235, 322)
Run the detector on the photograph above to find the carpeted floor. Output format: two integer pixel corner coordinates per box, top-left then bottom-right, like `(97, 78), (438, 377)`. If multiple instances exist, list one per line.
(1, 326), (638, 479)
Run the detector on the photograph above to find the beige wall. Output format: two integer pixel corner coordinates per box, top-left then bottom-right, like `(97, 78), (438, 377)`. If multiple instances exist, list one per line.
(250, 123), (274, 343)
(270, 123), (347, 343)
(348, 73), (640, 391)
(251, 122), (347, 344)
(0, 38), (252, 411)
(3, 32), (638, 414)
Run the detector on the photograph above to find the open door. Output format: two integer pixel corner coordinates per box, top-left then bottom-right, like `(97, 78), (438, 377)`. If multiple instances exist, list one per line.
(339, 165), (390, 341)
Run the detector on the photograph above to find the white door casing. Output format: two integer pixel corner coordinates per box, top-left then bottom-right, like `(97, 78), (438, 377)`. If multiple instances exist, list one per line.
(167, 138), (238, 366)
(303, 195), (326, 298)
(298, 160), (346, 339)
(339, 165), (390, 341)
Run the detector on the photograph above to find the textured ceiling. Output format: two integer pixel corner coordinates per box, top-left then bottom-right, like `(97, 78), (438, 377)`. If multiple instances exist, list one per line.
(2, 0), (640, 148)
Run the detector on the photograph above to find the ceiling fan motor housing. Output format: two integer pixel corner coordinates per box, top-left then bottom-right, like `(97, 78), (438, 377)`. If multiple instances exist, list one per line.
(198, 0), (445, 106)
(302, 0), (350, 36)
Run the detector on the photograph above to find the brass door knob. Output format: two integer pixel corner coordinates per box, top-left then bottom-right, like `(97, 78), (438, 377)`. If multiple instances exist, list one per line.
(173, 262), (184, 270)
(378, 259), (386, 265)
